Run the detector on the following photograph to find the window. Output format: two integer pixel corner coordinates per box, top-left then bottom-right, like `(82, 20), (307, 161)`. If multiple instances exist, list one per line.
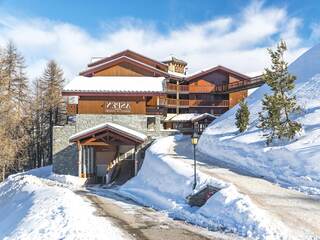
(147, 117), (156, 130)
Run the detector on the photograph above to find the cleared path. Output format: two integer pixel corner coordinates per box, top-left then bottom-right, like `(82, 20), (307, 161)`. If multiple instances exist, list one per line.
(173, 137), (320, 239)
(77, 189), (243, 240)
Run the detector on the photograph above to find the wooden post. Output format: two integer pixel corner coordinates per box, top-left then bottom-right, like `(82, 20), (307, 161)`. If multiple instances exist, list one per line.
(78, 142), (82, 177)
(176, 80), (180, 114)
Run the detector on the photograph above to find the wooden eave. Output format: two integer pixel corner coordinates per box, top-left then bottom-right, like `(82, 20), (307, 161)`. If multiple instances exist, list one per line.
(70, 125), (145, 145)
(187, 65), (250, 82)
(80, 56), (171, 77)
(62, 91), (166, 97)
(87, 49), (168, 72)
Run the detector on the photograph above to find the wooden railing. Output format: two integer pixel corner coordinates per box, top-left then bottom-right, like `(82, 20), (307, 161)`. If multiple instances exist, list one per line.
(166, 83), (189, 92)
(189, 85), (215, 93)
(215, 77), (264, 93)
(189, 100), (229, 107)
(166, 98), (189, 107)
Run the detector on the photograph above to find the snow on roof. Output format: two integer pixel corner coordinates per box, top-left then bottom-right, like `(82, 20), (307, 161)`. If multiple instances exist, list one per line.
(164, 113), (200, 122)
(191, 113), (217, 122)
(168, 70), (186, 78)
(64, 76), (165, 93)
(164, 113), (217, 122)
(69, 122), (147, 142)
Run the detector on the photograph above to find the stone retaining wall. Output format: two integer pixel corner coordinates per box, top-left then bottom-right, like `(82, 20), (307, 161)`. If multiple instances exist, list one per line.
(53, 114), (178, 176)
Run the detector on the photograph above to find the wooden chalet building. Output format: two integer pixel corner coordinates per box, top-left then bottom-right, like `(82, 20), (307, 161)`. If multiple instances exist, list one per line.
(52, 49), (263, 184)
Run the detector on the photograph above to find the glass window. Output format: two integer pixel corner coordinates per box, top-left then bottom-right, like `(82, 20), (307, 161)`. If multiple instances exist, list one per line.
(147, 117), (156, 130)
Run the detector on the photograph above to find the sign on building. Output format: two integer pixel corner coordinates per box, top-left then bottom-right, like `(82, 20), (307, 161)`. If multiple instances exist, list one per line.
(105, 101), (132, 113)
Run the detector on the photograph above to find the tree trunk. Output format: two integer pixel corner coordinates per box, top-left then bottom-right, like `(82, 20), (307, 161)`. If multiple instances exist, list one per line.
(48, 109), (53, 164)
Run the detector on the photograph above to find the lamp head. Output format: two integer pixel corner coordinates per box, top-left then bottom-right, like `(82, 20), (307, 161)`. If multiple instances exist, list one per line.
(191, 132), (199, 145)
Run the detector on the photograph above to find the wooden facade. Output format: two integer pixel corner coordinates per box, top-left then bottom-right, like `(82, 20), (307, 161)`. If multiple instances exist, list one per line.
(64, 49), (263, 117)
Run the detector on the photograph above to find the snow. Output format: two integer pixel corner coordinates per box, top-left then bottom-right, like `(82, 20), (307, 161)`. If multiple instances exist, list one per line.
(198, 44), (320, 196)
(118, 135), (288, 239)
(64, 76), (165, 93)
(191, 113), (216, 122)
(165, 113), (200, 122)
(69, 122), (147, 142)
(168, 70), (186, 77)
(0, 167), (127, 240)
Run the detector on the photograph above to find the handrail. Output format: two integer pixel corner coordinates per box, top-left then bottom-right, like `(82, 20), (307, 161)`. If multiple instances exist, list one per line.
(189, 100), (229, 107)
(166, 98), (189, 106)
(215, 77), (264, 92)
(166, 83), (189, 92)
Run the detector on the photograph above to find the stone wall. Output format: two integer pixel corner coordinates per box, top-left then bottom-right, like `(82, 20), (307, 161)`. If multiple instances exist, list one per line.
(52, 114), (178, 176)
(53, 125), (78, 176)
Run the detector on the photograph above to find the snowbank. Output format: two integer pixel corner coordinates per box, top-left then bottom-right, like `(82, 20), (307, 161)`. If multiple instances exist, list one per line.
(0, 169), (126, 240)
(198, 44), (320, 195)
(119, 136), (287, 239)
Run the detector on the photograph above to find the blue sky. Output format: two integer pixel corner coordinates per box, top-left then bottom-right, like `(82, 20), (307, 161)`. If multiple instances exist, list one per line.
(0, 0), (319, 80)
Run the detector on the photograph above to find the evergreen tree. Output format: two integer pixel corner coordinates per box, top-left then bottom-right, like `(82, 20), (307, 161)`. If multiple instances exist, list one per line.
(235, 100), (250, 132)
(39, 60), (65, 164)
(258, 40), (301, 144)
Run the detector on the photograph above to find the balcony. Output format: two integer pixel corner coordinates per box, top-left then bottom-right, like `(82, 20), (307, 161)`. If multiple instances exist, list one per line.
(189, 85), (215, 93)
(215, 77), (264, 93)
(166, 83), (189, 93)
(189, 100), (229, 107)
(166, 98), (189, 107)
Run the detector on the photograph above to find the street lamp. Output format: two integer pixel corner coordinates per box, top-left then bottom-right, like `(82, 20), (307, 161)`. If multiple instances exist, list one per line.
(191, 132), (199, 190)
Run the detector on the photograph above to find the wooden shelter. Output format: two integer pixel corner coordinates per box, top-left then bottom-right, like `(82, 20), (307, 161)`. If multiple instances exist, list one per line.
(69, 122), (147, 184)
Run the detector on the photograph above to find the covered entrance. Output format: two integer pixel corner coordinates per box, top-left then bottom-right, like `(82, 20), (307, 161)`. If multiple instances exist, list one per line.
(69, 122), (147, 184)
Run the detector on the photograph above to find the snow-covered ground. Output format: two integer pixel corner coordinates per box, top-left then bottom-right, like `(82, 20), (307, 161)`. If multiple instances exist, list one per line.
(0, 167), (127, 240)
(119, 135), (289, 239)
(198, 44), (320, 196)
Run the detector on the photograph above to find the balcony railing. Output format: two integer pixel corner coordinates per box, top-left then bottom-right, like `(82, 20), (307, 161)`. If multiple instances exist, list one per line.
(215, 77), (264, 93)
(166, 83), (189, 92)
(166, 98), (189, 107)
(189, 85), (215, 93)
(189, 100), (229, 107)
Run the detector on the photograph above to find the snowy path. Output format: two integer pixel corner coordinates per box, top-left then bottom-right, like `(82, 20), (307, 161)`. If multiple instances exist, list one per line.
(173, 137), (320, 239)
(78, 188), (242, 240)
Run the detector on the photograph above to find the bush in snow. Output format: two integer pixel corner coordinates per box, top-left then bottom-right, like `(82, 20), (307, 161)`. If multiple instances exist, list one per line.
(235, 100), (250, 133)
(258, 40), (301, 144)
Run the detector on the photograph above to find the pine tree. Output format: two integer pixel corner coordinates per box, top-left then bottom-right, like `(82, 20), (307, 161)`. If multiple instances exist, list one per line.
(235, 100), (250, 132)
(40, 60), (65, 164)
(258, 40), (301, 145)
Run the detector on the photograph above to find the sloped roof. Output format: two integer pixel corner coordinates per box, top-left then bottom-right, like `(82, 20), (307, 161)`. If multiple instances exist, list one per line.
(63, 76), (165, 93)
(164, 113), (217, 123)
(187, 65), (250, 81)
(164, 113), (200, 122)
(69, 122), (147, 143)
(191, 113), (217, 123)
(80, 55), (172, 77)
(87, 49), (168, 71)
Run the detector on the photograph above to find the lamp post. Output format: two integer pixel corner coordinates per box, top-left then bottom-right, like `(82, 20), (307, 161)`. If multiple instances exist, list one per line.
(191, 131), (199, 190)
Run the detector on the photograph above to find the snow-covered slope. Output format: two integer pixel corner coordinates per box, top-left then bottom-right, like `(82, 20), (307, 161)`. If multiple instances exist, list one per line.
(119, 135), (288, 239)
(198, 44), (320, 195)
(0, 167), (126, 240)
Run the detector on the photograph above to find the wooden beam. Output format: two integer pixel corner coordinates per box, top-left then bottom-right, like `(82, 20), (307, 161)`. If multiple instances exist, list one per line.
(82, 141), (112, 146)
(107, 132), (138, 145)
(80, 137), (97, 145)
(77, 141), (82, 177)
